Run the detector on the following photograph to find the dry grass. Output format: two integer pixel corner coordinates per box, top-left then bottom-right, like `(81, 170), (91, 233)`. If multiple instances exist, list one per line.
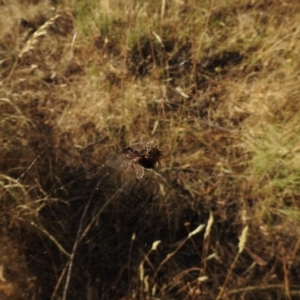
(1, 0), (300, 299)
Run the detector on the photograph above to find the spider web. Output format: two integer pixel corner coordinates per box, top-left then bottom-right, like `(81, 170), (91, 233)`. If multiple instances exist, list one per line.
(0, 136), (154, 299)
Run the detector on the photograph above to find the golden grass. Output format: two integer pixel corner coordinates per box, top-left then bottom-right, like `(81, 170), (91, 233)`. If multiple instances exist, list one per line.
(1, 0), (300, 299)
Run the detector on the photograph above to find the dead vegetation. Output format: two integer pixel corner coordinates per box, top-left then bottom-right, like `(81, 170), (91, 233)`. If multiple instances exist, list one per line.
(1, 0), (300, 299)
